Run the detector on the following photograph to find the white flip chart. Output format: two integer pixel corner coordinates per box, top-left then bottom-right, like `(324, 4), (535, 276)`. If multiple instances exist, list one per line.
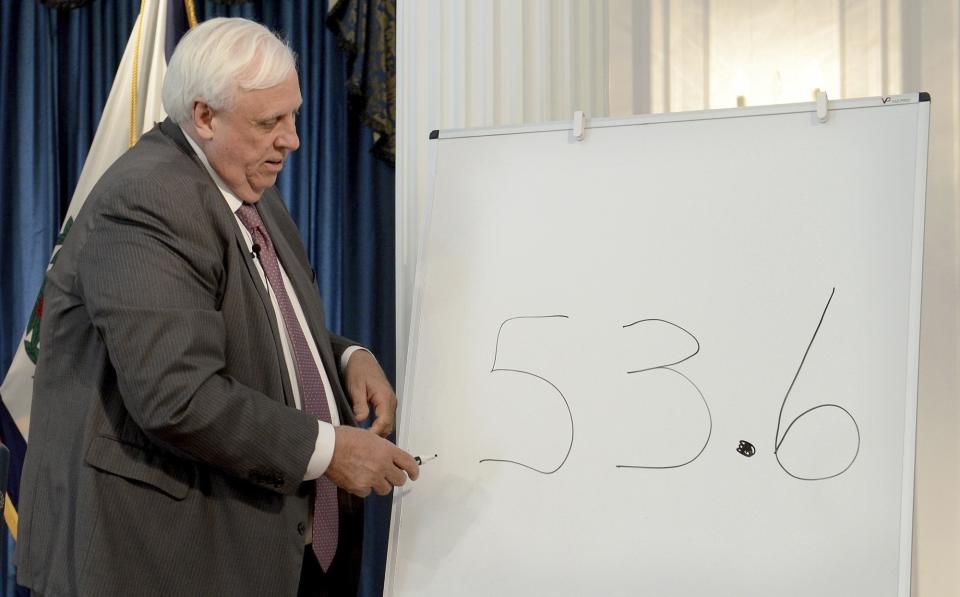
(388, 94), (930, 597)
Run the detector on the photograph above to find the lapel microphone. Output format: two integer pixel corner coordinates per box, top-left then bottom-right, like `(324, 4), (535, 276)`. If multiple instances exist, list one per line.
(251, 243), (261, 259)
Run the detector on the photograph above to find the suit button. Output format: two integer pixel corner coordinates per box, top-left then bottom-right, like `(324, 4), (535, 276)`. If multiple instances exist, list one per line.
(297, 522), (306, 536)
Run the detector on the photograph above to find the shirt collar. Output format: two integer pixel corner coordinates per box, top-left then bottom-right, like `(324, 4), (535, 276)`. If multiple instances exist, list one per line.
(180, 125), (244, 214)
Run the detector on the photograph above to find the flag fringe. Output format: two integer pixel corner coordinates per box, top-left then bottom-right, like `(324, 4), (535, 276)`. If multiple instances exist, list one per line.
(4, 495), (17, 541)
(129, 0), (148, 147)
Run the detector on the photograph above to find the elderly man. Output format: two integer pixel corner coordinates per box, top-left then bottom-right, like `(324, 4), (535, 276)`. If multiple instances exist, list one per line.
(16, 17), (418, 597)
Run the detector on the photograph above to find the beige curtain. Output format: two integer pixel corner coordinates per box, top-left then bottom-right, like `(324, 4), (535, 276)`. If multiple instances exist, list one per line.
(398, 3), (959, 592)
(396, 0), (612, 381)
(608, 0), (909, 114)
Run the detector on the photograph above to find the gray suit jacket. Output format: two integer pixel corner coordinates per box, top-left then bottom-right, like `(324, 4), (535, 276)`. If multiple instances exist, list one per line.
(16, 120), (363, 596)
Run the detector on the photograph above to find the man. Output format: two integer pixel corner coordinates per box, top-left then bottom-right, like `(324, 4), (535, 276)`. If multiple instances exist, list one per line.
(16, 17), (418, 597)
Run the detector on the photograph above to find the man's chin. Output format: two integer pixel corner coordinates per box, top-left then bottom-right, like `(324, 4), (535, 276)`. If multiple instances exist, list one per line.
(234, 181), (268, 203)
(246, 174), (279, 198)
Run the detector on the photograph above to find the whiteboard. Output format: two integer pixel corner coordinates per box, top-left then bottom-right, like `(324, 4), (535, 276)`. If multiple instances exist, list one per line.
(387, 94), (929, 597)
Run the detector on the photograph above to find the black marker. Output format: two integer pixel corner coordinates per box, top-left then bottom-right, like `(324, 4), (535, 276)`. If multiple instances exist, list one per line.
(414, 454), (437, 465)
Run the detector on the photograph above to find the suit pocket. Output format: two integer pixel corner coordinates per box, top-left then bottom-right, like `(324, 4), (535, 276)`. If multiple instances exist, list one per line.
(85, 435), (192, 500)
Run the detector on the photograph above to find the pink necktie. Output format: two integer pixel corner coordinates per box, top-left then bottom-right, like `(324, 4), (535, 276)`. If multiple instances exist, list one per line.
(236, 203), (339, 572)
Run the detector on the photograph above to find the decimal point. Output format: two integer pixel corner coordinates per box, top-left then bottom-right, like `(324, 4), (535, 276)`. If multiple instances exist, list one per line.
(736, 440), (756, 458)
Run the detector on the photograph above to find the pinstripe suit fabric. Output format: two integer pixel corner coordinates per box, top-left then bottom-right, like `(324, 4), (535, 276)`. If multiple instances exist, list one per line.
(16, 120), (364, 597)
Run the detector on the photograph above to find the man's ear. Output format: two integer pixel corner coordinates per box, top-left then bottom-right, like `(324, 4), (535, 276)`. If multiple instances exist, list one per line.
(191, 100), (216, 140)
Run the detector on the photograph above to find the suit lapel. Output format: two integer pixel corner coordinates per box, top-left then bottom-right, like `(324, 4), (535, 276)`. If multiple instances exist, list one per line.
(233, 226), (298, 409)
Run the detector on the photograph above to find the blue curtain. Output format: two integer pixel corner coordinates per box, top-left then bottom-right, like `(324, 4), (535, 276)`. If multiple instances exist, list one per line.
(0, 1), (397, 596)
(0, 0), (140, 374)
(0, 0), (59, 389)
(1, 4), (139, 595)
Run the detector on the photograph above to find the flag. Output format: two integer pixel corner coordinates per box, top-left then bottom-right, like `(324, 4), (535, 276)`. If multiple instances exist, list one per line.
(0, 0), (196, 543)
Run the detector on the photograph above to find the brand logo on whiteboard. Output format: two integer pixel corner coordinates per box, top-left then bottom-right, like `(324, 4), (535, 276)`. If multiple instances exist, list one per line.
(881, 96), (912, 105)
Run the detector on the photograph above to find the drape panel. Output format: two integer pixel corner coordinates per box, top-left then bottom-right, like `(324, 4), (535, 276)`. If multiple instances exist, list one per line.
(398, 1), (959, 594)
(1, 1), (396, 596)
(328, 0), (398, 163)
(396, 0), (611, 386)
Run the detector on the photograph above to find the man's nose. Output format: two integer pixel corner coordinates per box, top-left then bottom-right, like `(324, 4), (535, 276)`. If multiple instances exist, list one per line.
(277, 121), (300, 151)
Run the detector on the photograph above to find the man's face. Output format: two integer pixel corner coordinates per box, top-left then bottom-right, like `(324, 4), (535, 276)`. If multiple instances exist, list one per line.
(201, 71), (302, 203)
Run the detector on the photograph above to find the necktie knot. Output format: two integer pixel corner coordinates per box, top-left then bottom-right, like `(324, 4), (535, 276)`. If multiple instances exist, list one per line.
(236, 203), (264, 234)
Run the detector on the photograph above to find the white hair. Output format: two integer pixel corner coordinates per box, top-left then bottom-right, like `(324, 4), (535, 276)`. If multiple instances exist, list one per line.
(162, 17), (297, 125)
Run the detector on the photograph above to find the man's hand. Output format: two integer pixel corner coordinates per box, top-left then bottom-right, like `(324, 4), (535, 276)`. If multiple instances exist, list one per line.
(344, 350), (397, 437)
(325, 426), (420, 497)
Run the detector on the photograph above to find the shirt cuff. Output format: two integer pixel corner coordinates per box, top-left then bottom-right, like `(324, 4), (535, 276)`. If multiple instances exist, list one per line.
(303, 420), (336, 480)
(340, 345), (370, 371)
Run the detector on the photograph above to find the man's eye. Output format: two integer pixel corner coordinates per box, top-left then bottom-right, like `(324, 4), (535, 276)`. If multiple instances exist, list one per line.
(260, 119), (279, 128)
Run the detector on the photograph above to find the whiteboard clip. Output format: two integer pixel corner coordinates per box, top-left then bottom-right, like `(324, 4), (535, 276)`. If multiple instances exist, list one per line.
(816, 91), (829, 123)
(572, 110), (586, 141)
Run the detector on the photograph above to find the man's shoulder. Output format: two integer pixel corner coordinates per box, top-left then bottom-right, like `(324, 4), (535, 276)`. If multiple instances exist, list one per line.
(109, 122), (204, 186)
(86, 123), (217, 215)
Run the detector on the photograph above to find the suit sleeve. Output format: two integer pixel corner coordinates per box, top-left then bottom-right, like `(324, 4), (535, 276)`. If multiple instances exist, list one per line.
(329, 333), (365, 368)
(76, 180), (316, 495)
